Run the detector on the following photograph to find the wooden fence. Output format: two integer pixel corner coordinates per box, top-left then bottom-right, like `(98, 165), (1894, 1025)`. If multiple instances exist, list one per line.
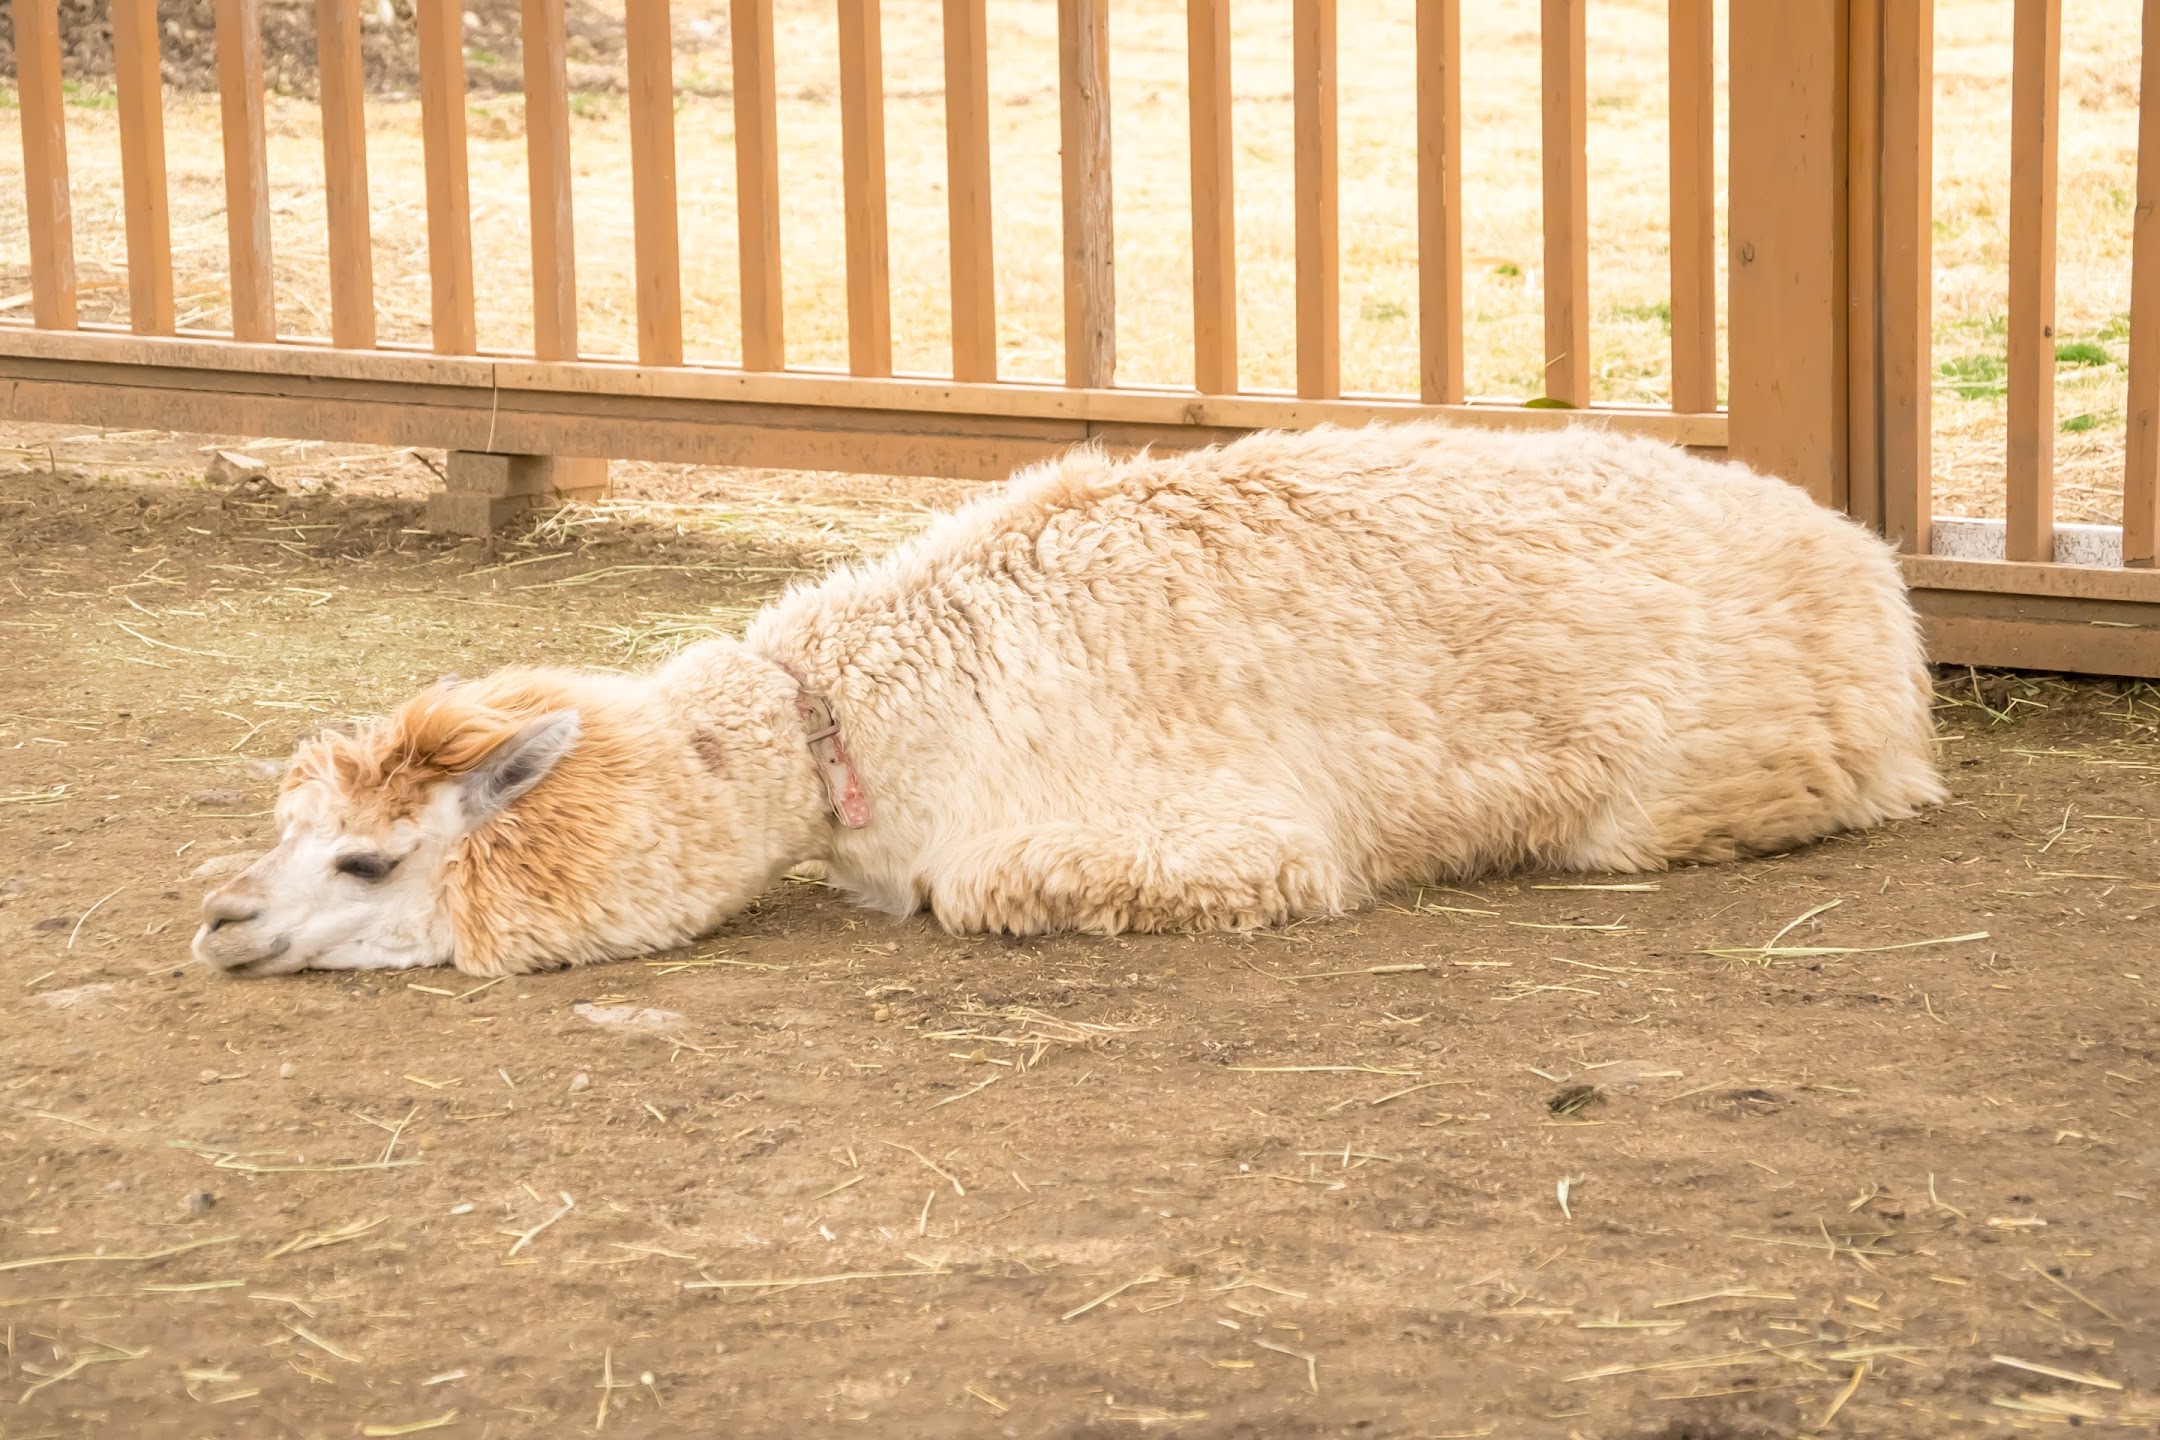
(2, 0), (2158, 676)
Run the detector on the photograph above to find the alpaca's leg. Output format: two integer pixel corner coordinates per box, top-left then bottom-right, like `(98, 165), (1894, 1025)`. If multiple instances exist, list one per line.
(927, 816), (1349, 936)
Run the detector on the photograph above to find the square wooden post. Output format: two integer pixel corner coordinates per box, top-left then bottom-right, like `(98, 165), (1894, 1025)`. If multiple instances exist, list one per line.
(1727, 1), (1849, 508)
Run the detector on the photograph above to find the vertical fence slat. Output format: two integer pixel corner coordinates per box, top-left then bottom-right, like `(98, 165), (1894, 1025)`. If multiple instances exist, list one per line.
(1416, 0), (1462, 405)
(522, 0), (578, 360)
(627, 0), (685, 368)
(733, 0), (785, 370)
(1847, 0), (1884, 531)
(1540, 0), (1588, 406)
(415, 0), (476, 355)
(1059, 0), (1116, 389)
(114, 0), (175, 335)
(2005, 0), (2062, 564)
(1881, 0), (1934, 551)
(2127, 0), (2160, 567)
(15, 0), (77, 330)
(1293, 0), (1339, 399)
(1188, 0), (1236, 394)
(943, 0), (996, 382)
(838, 0), (893, 378)
(1669, 0), (1715, 414)
(316, 0), (375, 348)
(215, 0), (275, 341)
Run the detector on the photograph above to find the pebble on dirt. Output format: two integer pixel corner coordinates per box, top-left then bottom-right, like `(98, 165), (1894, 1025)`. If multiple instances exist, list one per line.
(568, 1072), (592, 1093)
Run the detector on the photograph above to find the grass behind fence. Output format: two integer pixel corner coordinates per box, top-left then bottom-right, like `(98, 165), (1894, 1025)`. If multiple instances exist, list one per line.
(0, 0), (2148, 525)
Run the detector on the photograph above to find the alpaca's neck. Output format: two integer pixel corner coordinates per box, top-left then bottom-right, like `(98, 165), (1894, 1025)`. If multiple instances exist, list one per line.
(446, 646), (830, 974)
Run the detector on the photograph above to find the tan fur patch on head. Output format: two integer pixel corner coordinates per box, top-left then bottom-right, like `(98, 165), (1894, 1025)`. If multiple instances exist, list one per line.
(285, 677), (576, 825)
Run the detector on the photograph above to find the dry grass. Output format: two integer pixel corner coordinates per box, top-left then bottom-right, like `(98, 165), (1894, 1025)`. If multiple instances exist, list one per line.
(0, 0), (2150, 523)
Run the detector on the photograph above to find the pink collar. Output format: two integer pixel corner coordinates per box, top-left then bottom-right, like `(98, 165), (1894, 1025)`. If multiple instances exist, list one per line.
(789, 682), (872, 830)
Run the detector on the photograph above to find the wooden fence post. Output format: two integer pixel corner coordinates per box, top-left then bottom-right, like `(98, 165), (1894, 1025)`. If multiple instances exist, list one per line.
(1728, 1), (1848, 506)
(1540, 0), (1588, 406)
(523, 0), (579, 361)
(215, 0), (276, 342)
(15, 0), (77, 331)
(114, 0), (175, 335)
(317, 0), (376, 349)
(944, 0), (997, 383)
(733, 0), (786, 370)
(1059, 0), (1115, 389)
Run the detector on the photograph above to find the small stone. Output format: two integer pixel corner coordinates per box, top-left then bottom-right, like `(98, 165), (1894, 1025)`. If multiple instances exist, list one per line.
(639, 1372), (655, 1387)
(187, 1191), (216, 1214)
(32, 916), (69, 932)
(190, 788), (247, 810)
(872, 1005), (892, 1022)
(278, 1061), (296, 1079)
(449, 1202), (475, 1216)
(568, 1072), (591, 1094)
(199, 1069), (220, 1084)
(206, 449), (278, 496)
(712, 1342), (728, 1356)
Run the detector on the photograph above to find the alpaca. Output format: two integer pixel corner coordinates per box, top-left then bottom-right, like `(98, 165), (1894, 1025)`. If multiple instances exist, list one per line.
(193, 422), (1944, 977)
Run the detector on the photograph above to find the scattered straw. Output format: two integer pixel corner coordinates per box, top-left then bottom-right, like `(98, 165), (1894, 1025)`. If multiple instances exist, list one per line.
(1652, 1288), (1796, 1309)
(1817, 1362), (1868, 1429)
(1282, 963), (1430, 982)
(1228, 1064), (1420, 1076)
(2024, 1259), (2121, 1324)
(505, 1192), (576, 1258)
(683, 1262), (948, 1292)
(361, 1413), (460, 1436)
(930, 1074), (1001, 1108)
(883, 1141), (965, 1196)
(1990, 1354), (2123, 1390)
(1253, 1338), (1320, 1394)
(65, 884), (126, 950)
(0, 1235), (237, 1274)
(284, 1321), (362, 1363)
(16, 1339), (148, 1401)
(1063, 1272), (1165, 1321)
(268, 1216), (387, 1259)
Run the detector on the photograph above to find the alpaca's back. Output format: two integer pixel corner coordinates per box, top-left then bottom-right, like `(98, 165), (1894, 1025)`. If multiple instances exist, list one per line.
(757, 422), (1941, 918)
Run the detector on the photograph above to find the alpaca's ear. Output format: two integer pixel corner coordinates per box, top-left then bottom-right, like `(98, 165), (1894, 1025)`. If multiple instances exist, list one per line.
(458, 710), (580, 826)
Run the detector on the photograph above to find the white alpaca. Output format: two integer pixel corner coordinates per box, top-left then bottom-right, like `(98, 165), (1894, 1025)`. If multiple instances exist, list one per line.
(193, 423), (1943, 976)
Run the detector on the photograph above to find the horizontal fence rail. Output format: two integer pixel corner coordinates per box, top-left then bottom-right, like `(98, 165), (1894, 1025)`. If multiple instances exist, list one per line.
(1, 0), (2157, 675)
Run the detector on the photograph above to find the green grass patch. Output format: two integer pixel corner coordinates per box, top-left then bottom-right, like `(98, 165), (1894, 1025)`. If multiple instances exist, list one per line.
(2062, 409), (2118, 434)
(1937, 351), (2007, 400)
(1492, 262), (1521, 278)
(62, 80), (117, 110)
(1360, 298), (1409, 324)
(2054, 339), (2113, 368)
(1604, 300), (1672, 332)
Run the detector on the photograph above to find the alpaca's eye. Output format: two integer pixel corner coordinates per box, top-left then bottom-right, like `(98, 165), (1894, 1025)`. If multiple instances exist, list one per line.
(335, 853), (399, 882)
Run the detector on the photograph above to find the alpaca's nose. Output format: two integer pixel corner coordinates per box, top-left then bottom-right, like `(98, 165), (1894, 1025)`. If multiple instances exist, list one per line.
(202, 890), (260, 932)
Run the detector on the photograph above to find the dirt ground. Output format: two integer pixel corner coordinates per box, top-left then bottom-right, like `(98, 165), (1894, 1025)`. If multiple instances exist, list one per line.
(2, 432), (2159, 1439)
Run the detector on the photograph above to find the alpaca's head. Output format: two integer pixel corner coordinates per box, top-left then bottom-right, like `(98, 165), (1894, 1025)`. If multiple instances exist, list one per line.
(193, 681), (584, 977)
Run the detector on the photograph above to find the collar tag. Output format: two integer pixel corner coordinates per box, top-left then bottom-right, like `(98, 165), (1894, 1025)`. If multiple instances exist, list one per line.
(796, 692), (872, 829)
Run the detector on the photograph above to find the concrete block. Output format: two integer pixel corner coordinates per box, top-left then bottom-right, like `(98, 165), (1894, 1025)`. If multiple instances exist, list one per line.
(443, 451), (525, 497)
(425, 490), (535, 537)
(429, 453), (612, 533)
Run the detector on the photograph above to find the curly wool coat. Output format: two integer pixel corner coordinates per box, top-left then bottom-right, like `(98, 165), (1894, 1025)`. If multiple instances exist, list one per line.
(213, 422), (1944, 975)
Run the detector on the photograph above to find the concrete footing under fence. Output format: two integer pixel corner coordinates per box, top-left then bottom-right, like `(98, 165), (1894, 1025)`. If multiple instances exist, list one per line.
(1931, 516), (2124, 568)
(424, 452), (609, 536)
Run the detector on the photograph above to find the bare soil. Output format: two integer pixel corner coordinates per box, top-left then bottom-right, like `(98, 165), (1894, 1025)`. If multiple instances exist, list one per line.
(3, 437), (2159, 1438)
